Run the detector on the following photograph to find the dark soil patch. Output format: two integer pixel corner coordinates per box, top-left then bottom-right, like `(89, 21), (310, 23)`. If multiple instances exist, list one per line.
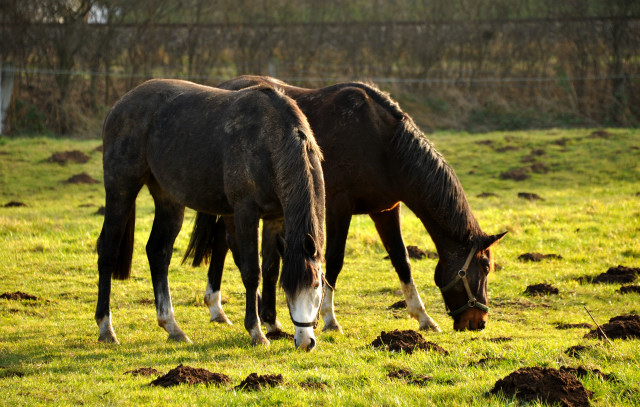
(490, 367), (592, 407)
(94, 145), (103, 152)
(620, 285), (640, 294)
(265, 330), (294, 340)
(387, 369), (433, 385)
(530, 148), (546, 156)
(65, 172), (99, 184)
(592, 265), (639, 284)
(0, 291), (39, 301)
(477, 192), (499, 198)
(518, 252), (563, 262)
(371, 330), (448, 355)
(500, 168), (530, 181)
(125, 367), (162, 377)
(560, 366), (617, 382)
(487, 336), (513, 343)
(3, 201), (27, 207)
(299, 378), (328, 390)
(584, 314), (640, 340)
(388, 300), (407, 310)
(475, 139), (494, 146)
(235, 373), (284, 391)
(95, 206), (105, 215)
(530, 162), (550, 174)
(555, 323), (593, 330)
(495, 145), (519, 153)
(384, 246), (437, 260)
(554, 137), (570, 146)
(524, 283), (559, 296)
(150, 364), (230, 387)
(518, 192), (544, 201)
(565, 345), (591, 358)
(48, 150), (90, 164)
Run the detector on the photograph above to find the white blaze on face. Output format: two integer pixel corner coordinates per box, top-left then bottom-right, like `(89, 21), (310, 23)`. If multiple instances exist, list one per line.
(288, 264), (323, 351)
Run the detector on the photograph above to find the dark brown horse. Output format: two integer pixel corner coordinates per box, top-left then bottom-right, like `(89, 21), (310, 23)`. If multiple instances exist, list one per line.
(185, 76), (505, 334)
(96, 79), (325, 350)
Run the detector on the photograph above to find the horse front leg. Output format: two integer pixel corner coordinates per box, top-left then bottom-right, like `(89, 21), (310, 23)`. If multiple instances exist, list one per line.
(204, 216), (232, 324)
(147, 185), (190, 342)
(370, 206), (441, 332)
(260, 219), (284, 334)
(233, 206), (269, 345)
(321, 199), (353, 333)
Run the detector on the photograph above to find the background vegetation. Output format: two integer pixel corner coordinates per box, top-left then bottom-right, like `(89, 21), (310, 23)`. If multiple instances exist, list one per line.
(1, 0), (639, 134)
(1, 128), (638, 405)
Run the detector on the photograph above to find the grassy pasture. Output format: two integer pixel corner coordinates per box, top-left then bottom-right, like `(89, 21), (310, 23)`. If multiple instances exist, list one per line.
(0, 129), (639, 406)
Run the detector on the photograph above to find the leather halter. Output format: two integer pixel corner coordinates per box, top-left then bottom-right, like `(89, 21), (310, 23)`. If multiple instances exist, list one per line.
(288, 272), (328, 329)
(439, 246), (490, 317)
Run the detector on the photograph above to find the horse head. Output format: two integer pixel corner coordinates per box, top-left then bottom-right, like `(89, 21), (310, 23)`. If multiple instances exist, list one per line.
(435, 232), (506, 331)
(279, 233), (324, 351)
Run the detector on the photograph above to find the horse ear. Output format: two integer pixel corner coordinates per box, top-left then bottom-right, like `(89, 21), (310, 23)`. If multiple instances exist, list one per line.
(276, 235), (287, 257)
(303, 233), (317, 257)
(479, 231), (507, 251)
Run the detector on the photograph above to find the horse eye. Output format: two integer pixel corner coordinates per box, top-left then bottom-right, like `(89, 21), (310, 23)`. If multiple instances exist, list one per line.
(480, 257), (491, 273)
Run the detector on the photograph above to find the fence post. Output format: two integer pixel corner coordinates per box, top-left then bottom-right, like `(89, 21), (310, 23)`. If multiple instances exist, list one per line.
(0, 61), (15, 135)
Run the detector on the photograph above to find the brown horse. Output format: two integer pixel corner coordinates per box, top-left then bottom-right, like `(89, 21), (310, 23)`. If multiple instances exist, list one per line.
(96, 79), (325, 350)
(185, 76), (505, 334)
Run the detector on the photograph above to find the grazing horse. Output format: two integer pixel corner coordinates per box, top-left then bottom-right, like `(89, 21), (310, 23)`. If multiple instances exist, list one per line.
(95, 78), (325, 350)
(185, 76), (505, 333)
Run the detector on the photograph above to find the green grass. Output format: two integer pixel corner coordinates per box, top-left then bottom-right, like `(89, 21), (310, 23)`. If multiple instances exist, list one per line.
(1, 129), (639, 406)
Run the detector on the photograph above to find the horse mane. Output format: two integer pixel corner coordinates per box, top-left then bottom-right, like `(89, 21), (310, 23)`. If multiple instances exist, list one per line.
(258, 86), (325, 296)
(390, 114), (482, 243)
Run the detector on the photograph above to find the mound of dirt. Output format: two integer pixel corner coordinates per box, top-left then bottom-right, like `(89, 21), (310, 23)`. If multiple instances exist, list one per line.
(592, 265), (639, 284)
(95, 206), (105, 215)
(299, 378), (328, 390)
(49, 150), (90, 164)
(530, 162), (550, 174)
(556, 323), (593, 330)
(490, 367), (592, 407)
(589, 129), (612, 139)
(560, 366), (617, 382)
(65, 172), (99, 184)
(518, 192), (544, 201)
(125, 367), (161, 377)
(620, 285), (640, 294)
(469, 357), (507, 367)
(235, 373), (283, 391)
(0, 291), (39, 300)
(524, 283), (559, 296)
(565, 345), (591, 358)
(388, 300), (407, 310)
(371, 330), (448, 355)
(387, 368), (432, 385)
(477, 192), (499, 198)
(150, 364), (230, 387)
(518, 253), (563, 262)
(265, 330), (294, 340)
(584, 314), (640, 340)
(3, 201), (27, 207)
(407, 245), (438, 259)
(500, 168), (530, 181)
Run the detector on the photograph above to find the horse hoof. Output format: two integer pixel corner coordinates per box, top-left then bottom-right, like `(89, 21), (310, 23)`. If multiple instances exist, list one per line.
(211, 314), (232, 325)
(168, 333), (192, 343)
(419, 323), (442, 333)
(322, 322), (343, 333)
(251, 336), (270, 346)
(98, 333), (119, 344)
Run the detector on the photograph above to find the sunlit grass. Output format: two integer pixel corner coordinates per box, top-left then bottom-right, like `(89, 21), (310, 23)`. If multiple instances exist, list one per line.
(1, 129), (639, 406)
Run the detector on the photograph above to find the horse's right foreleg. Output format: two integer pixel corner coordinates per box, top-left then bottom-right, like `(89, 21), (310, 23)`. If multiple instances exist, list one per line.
(204, 216), (232, 324)
(260, 219), (284, 334)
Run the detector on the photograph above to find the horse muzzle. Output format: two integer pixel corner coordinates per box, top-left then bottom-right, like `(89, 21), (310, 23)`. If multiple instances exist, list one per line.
(453, 307), (488, 331)
(294, 327), (317, 351)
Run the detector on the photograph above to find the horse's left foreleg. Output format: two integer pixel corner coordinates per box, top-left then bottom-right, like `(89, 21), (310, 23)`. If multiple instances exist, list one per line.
(233, 204), (269, 345)
(370, 206), (441, 332)
(147, 183), (190, 342)
(260, 219), (284, 334)
(204, 216), (232, 324)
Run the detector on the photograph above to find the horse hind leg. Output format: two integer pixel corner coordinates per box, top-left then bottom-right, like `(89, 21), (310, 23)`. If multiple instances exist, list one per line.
(146, 181), (190, 342)
(96, 186), (142, 344)
(370, 208), (441, 332)
(204, 216), (232, 324)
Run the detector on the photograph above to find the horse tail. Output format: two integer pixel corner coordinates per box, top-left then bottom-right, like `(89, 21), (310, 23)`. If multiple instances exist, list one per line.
(182, 212), (219, 267)
(96, 202), (136, 280)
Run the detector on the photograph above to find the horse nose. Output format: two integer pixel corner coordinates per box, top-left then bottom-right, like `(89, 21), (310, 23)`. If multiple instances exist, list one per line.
(478, 320), (486, 330)
(308, 337), (316, 351)
(296, 336), (316, 351)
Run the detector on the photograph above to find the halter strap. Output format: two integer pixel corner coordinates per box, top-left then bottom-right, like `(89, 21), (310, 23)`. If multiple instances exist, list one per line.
(439, 246), (490, 317)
